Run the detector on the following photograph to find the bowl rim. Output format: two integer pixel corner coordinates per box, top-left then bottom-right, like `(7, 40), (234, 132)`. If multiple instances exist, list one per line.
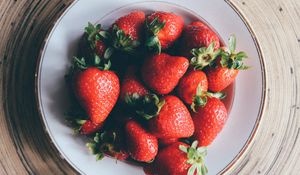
(34, 1), (266, 174)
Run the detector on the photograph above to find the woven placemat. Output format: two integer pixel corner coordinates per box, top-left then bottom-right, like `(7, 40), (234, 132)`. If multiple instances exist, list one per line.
(0, 0), (299, 174)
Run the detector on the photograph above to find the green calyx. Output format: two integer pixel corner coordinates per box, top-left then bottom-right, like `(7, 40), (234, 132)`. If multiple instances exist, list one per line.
(179, 141), (208, 175)
(85, 22), (102, 46)
(86, 131), (118, 161)
(124, 93), (165, 120)
(191, 84), (226, 112)
(219, 35), (249, 70)
(73, 55), (111, 71)
(190, 42), (221, 70)
(111, 25), (140, 53)
(85, 22), (111, 49)
(145, 17), (166, 54)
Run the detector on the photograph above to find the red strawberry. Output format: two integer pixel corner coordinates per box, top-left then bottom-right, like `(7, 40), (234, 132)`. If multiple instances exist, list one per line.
(178, 69), (208, 105)
(180, 21), (220, 57)
(125, 120), (158, 162)
(111, 11), (145, 53)
(144, 141), (208, 175)
(74, 67), (120, 124)
(148, 95), (194, 139)
(206, 35), (248, 92)
(80, 120), (103, 135)
(141, 53), (189, 95)
(120, 65), (149, 102)
(192, 97), (228, 146)
(146, 11), (184, 53)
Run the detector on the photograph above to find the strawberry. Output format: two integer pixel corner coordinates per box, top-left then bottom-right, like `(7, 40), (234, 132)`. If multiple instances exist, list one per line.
(125, 120), (158, 162)
(178, 69), (208, 105)
(148, 95), (194, 139)
(145, 11), (184, 53)
(180, 21), (220, 57)
(144, 141), (208, 175)
(111, 11), (145, 53)
(82, 23), (113, 59)
(87, 130), (129, 161)
(206, 35), (248, 92)
(192, 97), (228, 146)
(74, 58), (120, 124)
(141, 53), (189, 95)
(120, 65), (149, 102)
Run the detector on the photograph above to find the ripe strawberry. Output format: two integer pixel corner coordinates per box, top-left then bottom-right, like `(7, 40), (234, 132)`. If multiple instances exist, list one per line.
(180, 21), (220, 57)
(192, 97), (228, 146)
(145, 11), (184, 53)
(74, 66), (120, 124)
(178, 69), (208, 105)
(141, 53), (189, 95)
(80, 120), (103, 135)
(144, 141), (208, 175)
(120, 65), (149, 102)
(206, 35), (248, 92)
(148, 95), (194, 139)
(125, 120), (158, 162)
(111, 11), (146, 53)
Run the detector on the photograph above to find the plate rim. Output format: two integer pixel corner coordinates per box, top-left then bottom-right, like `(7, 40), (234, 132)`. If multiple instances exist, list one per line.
(34, 1), (267, 174)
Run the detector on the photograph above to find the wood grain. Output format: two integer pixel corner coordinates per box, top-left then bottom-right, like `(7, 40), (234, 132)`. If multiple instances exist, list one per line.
(0, 0), (299, 174)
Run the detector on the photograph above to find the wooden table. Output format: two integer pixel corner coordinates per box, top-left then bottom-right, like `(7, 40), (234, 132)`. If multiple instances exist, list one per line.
(0, 0), (299, 174)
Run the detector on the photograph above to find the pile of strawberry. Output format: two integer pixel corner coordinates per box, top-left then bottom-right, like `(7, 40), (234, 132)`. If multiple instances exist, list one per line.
(66, 10), (248, 175)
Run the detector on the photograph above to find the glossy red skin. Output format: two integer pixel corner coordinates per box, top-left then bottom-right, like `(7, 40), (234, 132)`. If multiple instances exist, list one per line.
(178, 69), (208, 104)
(149, 95), (194, 139)
(158, 138), (178, 147)
(75, 67), (120, 124)
(120, 66), (149, 102)
(141, 53), (189, 95)
(95, 40), (107, 57)
(207, 66), (239, 92)
(80, 120), (103, 135)
(192, 97), (228, 146)
(125, 120), (158, 162)
(144, 142), (191, 175)
(113, 11), (145, 41)
(180, 21), (220, 57)
(147, 11), (184, 49)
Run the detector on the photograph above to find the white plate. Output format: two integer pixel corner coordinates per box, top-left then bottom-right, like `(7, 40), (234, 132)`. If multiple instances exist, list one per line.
(36, 0), (265, 174)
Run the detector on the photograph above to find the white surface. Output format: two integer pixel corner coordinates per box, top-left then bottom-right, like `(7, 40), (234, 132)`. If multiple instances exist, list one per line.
(37, 0), (264, 175)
